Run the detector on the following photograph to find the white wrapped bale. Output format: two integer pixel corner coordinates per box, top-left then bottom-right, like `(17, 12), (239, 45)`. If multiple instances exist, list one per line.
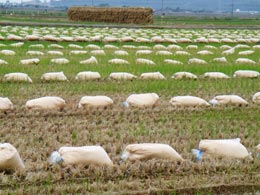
(103, 37), (118, 42)
(208, 38), (220, 43)
(195, 37), (208, 43)
(136, 58), (155, 65)
(10, 42), (24, 47)
(75, 71), (101, 81)
(168, 44), (182, 50)
(89, 36), (102, 42)
(188, 58), (207, 65)
(26, 51), (44, 56)
(86, 44), (101, 50)
(109, 58), (129, 65)
(171, 72), (197, 80)
(233, 70), (260, 78)
(192, 138), (251, 160)
(253, 45), (260, 49)
(125, 93), (159, 108)
(70, 50), (87, 55)
(51, 58), (69, 64)
(7, 34), (23, 41)
(0, 59), (8, 65)
(186, 45), (198, 50)
(20, 58), (40, 65)
(48, 44), (64, 49)
(235, 58), (256, 65)
(0, 97), (13, 111)
(234, 44), (250, 49)
(153, 44), (167, 50)
(151, 36), (165, 43)
(238, 50), (254, 55)
(114, 50), (128, 56)
(252, 92), (260, 103)
(197, 50), (213, 55)
(256, 144), (260, 151)
(120, 36), (134, 42)
(136, 37), (150, 43)
(121, 143), (183, 162)
(222, 48), (235, 55)
(164, 38), (177, 43)
(137, 46), (151, 49)
(156, 50), (173, 56)
(0, 143), (25, 171)
(90, 50), (106, 56)
(205, 45), (217, 50)
(74, 36), (89, 42)
(42, 35), (61, 42)
(220, 45), (232, 50)
(109, 72), (137, 80)
(25, 96), (65, 110)
(175, 51), (190, 56)
(41, 72), (68, 81)
(60, 36), (74, 42)
(213, 57), (228, 63)
(0, 50), (15, 56)
(221, 38), (235, 43)
(29, 44), (44, 49)
(49, 146), (113, 166)
(140, 72), (165, 80)
(170, 96), (210, 107)
(80, 56), (98, 65)
(26, 34), (41, 41)
(78, 96), (113, 109)
(3, 72), (32, 83)
(203, 72), (230, 79)
(164, 59), (183, 65)
(209, 95), (248, 106)
(177, 38), (192, 43)
(136, 50), (152, 55)
(68, 44), (83, 49)
(104, 44), (119, 50)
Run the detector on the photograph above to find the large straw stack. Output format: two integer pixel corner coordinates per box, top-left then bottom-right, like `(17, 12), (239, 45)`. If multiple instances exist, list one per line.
(68, 7), (154, 24)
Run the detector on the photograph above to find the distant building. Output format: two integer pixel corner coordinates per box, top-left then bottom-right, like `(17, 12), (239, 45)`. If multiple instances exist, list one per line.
(50, 0), (89, 7)
(22, 0), (49, 6)
(235, 9), (259, 15)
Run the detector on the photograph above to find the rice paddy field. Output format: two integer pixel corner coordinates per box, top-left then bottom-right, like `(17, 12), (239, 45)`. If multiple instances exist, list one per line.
(0, 26), (260, 194)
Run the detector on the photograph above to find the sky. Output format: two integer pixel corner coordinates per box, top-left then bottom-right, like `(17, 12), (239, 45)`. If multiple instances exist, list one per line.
(0, 0), (49, 2)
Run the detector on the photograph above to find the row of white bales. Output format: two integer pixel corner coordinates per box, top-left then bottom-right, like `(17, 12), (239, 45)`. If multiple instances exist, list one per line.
(1, 26), (260, 38)
(1, 43), (260, 66)
(1, 92), (260, 111)
(1, 55), (260, 67)
(1, 139), (260, 172)
(2, 42), (260, 53)
(2, 26), (260, 43)
(2, 70), (260, 83)
(2, 42), (260, 51)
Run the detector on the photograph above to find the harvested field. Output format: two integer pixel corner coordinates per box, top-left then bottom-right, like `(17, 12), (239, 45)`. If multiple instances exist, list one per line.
(0, 26), (259, 194)
(68, 7), (154, 24)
